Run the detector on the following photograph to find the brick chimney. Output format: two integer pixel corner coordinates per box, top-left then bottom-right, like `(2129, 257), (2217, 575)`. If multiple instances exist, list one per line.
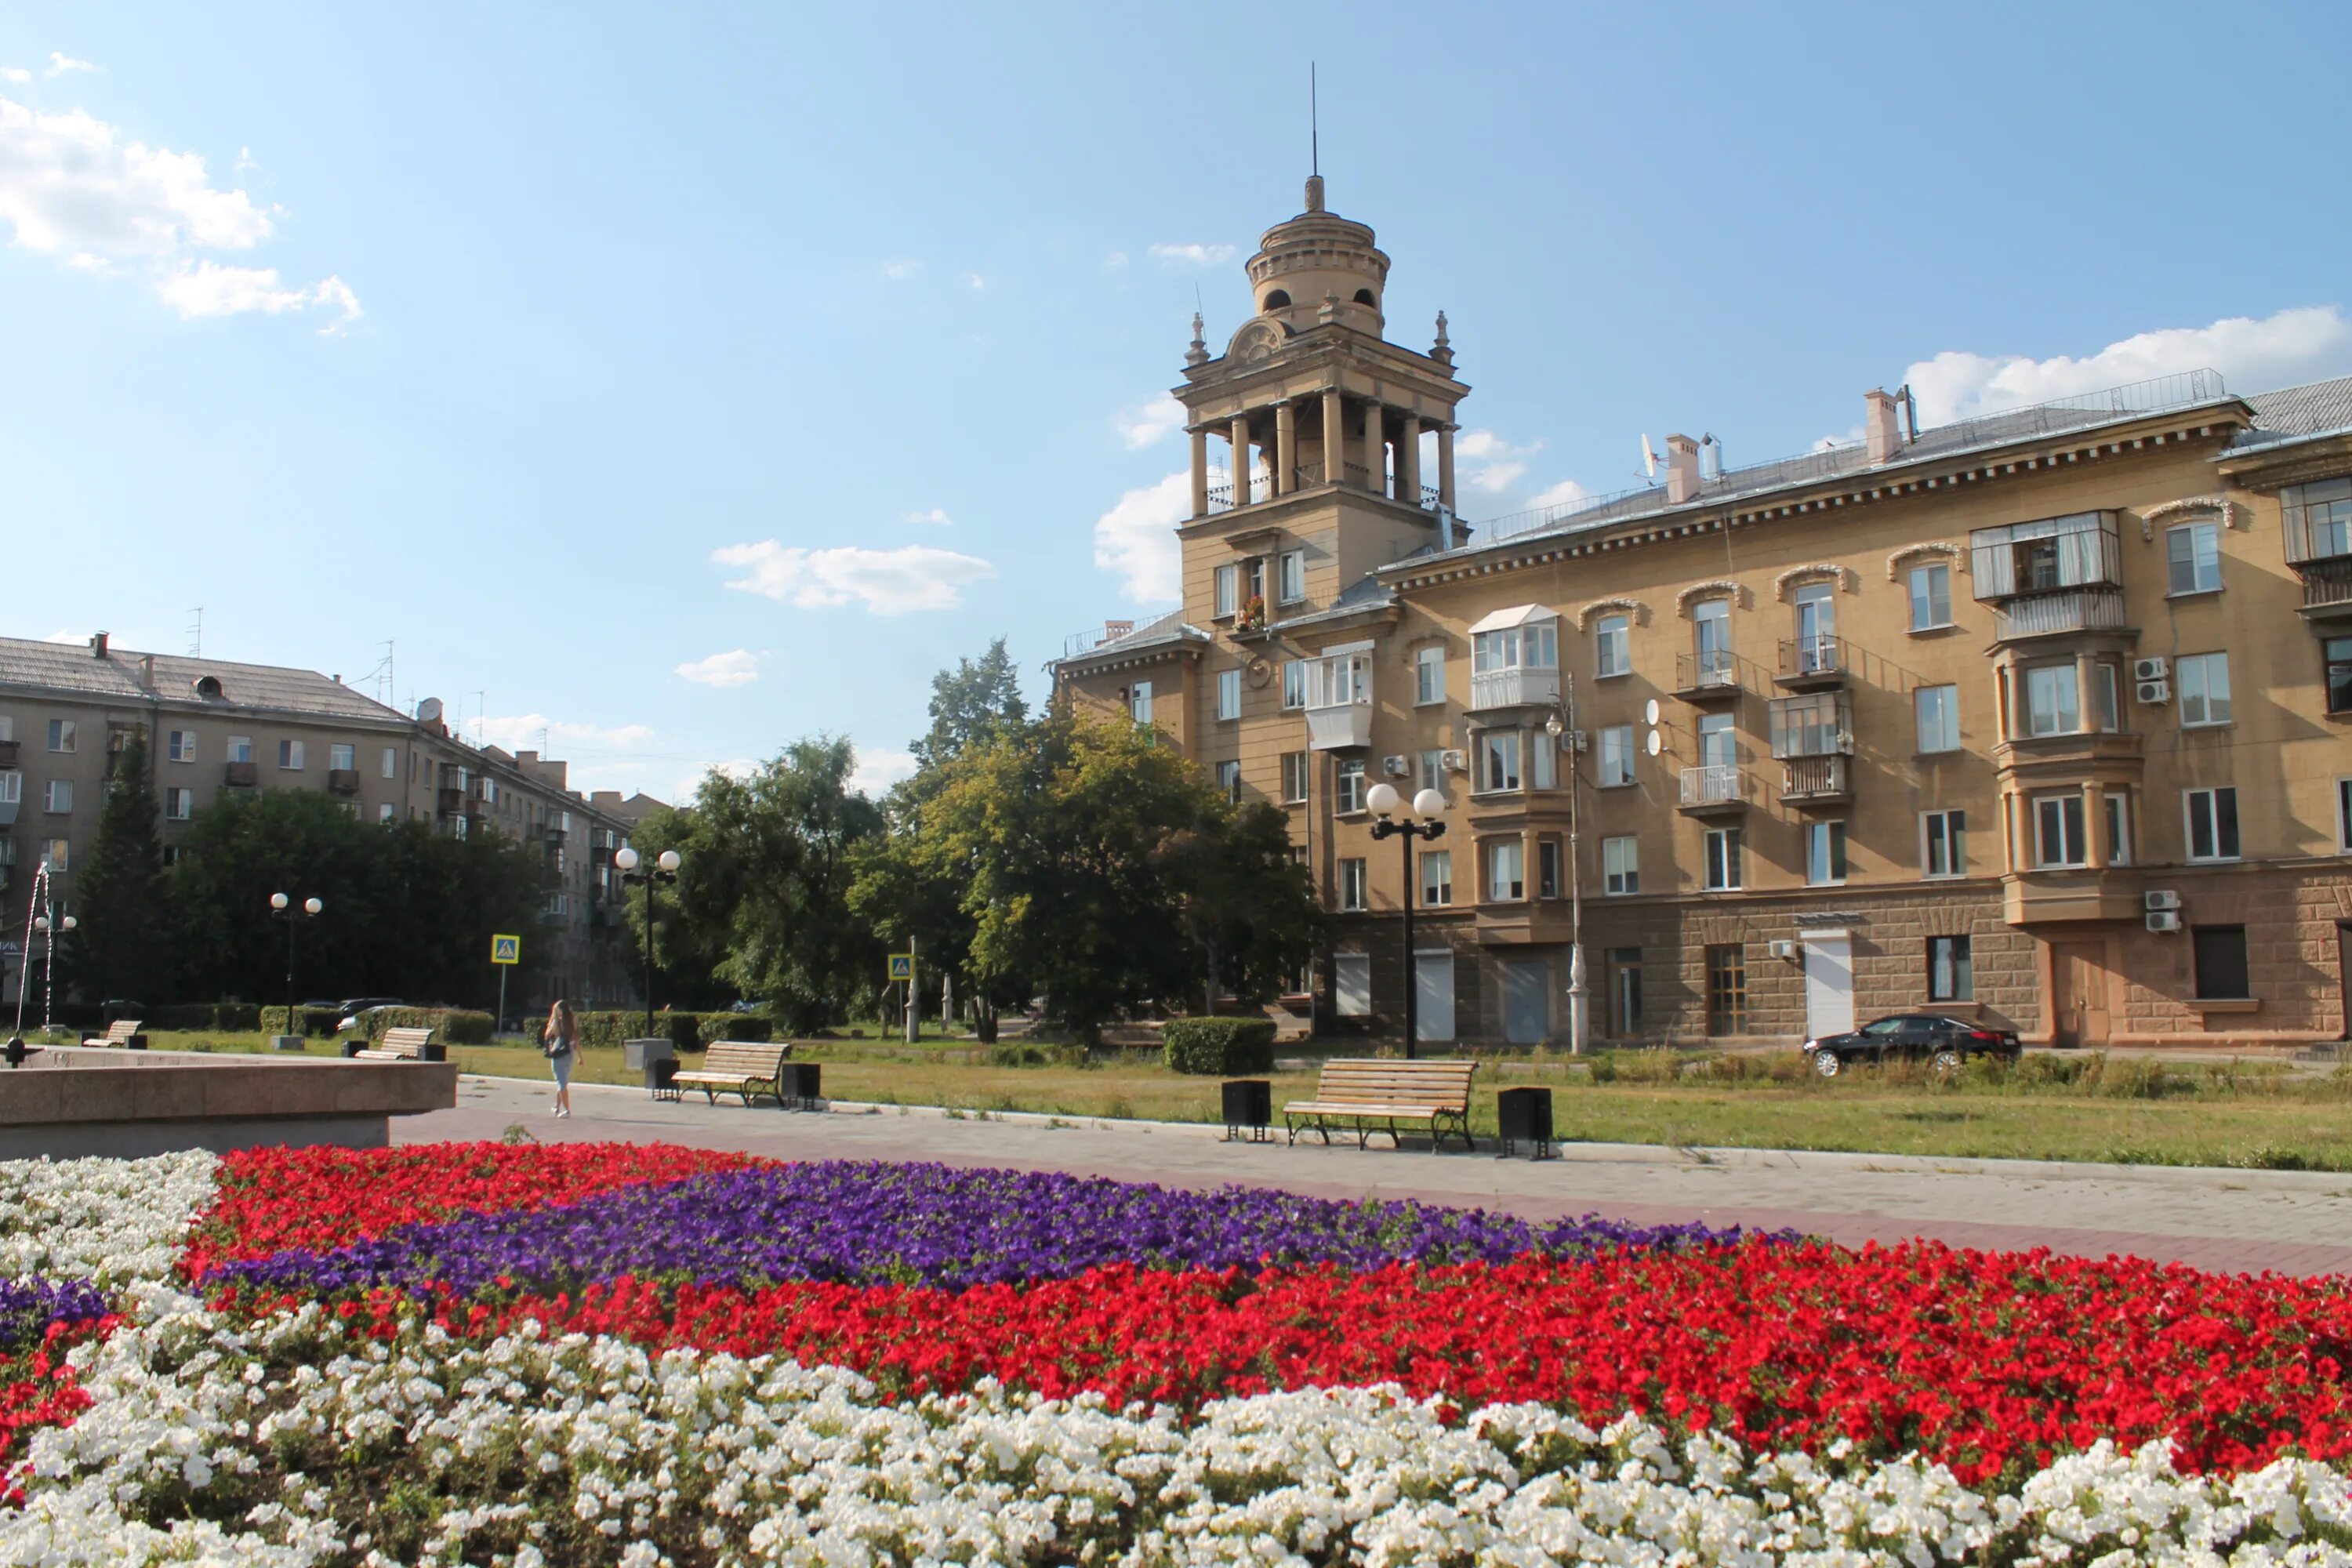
(89, 631), (109, 659)
(1865, 389), (1902, 463)
(1664, 434), (1700, 505)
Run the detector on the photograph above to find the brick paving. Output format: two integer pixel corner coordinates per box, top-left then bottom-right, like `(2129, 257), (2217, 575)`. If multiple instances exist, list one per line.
(399, 1074), (2352, 1278)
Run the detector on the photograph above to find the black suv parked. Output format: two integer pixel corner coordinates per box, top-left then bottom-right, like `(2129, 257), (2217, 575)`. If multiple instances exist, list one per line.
(1802, 1014), (2023, 1078)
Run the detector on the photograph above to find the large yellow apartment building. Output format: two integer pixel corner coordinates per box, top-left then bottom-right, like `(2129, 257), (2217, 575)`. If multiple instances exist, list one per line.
(1053, 177), (2352, 1051)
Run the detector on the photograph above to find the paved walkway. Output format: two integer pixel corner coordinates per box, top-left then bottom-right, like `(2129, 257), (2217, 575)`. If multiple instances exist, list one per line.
(400, 1076), (2352, 1278)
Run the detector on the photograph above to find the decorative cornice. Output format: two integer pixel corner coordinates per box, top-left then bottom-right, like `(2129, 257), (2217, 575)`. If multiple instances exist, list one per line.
(2139, 495), (2241, 539)
(1574, 597), (1650, 630)
(1771, 564), (1858, 601)
(1885, 542), (1965, 582)
(1674, 580), (1744, 616)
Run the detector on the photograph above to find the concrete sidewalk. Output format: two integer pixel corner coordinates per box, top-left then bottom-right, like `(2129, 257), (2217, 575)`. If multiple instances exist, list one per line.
(400, 1074), (2352, 1278)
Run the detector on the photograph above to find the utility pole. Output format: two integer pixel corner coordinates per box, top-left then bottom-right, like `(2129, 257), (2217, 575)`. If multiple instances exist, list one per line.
(1547, 679), (1588, 1054)
(903, 933), (918, 1044)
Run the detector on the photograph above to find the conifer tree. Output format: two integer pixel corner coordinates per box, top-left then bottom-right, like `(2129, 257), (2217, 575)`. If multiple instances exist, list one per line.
(70, 732), (171, 1002)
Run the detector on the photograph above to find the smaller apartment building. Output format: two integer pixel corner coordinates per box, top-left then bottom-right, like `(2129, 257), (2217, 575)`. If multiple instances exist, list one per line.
(0, 633), (659, 1009)
(1054, 180), (2352, 1051)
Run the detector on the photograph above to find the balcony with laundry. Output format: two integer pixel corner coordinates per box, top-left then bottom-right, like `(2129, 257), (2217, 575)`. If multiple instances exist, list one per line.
(1770, 691), (1853, 808)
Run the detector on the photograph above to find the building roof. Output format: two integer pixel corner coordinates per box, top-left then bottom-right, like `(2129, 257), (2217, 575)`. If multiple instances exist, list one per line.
(1267, 572), (1399, 633)
(0, 636), (409, 724)
(1053, 610), (1210, 670)
(2224, 375), (2352, 457)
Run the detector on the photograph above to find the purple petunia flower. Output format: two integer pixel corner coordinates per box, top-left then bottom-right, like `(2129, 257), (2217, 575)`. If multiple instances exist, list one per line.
(0, 1276), (109, 1352)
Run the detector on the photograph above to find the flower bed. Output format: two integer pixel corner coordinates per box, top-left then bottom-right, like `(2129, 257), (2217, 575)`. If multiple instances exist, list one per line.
(7, 1140), (2352, 1566)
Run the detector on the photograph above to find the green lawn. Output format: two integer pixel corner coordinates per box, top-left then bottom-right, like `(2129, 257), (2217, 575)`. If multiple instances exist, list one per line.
(87, 1027), (2352, 1173)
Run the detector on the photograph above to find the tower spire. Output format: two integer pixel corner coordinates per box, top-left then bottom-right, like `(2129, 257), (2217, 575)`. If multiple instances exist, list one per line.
(1305, 64), (1326, 213)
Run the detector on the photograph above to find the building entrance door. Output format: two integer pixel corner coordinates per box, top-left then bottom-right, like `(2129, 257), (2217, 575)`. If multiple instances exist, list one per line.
(1606, 949), (1642, 1037)
(1800, 933), (1854, 1040)
(2050, 941), (2111, 1047)
(1414, 952), (1456, 1044)
(1503, 960), (1549, 1044)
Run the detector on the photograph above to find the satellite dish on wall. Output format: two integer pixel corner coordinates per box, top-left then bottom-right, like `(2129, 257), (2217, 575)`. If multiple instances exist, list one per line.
(1643, 698), (1661, 725)
(1645, 728), (1664, 757)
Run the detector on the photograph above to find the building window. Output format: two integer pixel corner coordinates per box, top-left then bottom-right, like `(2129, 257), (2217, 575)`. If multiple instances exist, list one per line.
(2034, 793), (2086, 868)
(278, 739), (306, 771)
(329, 742), (356, 771)
(1691, 598), (1732, 681)
(1217, 667), (1243, 721)
(167, 730), (196, 763)
(1477, 731), (1521, 793)
(0, 716), (9, 744)
(379, 803), (397, 824)
(43, 779), (72, 815)
(2176, 652), (2232, 728)
(1281, 750), (1310, 804)
(2025, 664), (2079, 736)
(2093, 662), (2121, 732)
(2166, 521), (2222, 596)
(1915, 684), (1960, 753)
(1705, 945), (1748, 1035)
(1806, 820), (1847, 885)
(1129, 682), (1153, 724)
(1486, 840), (1525, 902)
(1922, 809), (1967, 878)
(2339, 778), (2352, 853)
(1334, 953), (1371, 1015)
(2192, 925), (2251, 1000)
(1338, 858), (1368, 912)
(44, 839), (67, 875)
(1530, 730), (1557, 789)
(1214, 563), (1239, 619)
(2327, 637), (2352, 716)
(1704, 826), (1742, 891)
(1603, 834), (1639, 895)
(1598, 724), (1635, 786)
(1282, 660), (1306, 710)
(1334, 757), (1366, 814)
(1595, 613), (1630, 677)
(0, 772), (17, 809)
(165, 786), (194, 821)
(227, 735), (252, 764)
(1416, 749), (1446, 793)
(1928, 935), (1973, 1002)
(160, 844), (180, 867)
(2285, 477), (2352, 560)
(1538, 839), (1563, 899)
(1215, 760), (1241, 801)
(2104, 791), (2132, 866)
(1277, 550), (1305, 605)
(46, 719), (74, 753)
(1697, 710), (1737, 771)
(2184, 786), (2240, 862)
(1472, 617), (1559, 680)
(1305, 650), (1371, 709)
(1608, 948), (1643, 1034)
(381, 746), (398, 779)
(1415, 645), (1445, 706)
(1908, 563), (1952, 630)
(1421, 850), (1451, 907)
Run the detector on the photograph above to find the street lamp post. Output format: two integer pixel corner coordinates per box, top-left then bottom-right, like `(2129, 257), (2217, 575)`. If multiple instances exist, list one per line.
(1544, 674), (1588, 1054)
(270, 893), (324, 1036)
(27, 911), (75, 1038)
(613, 846), (681, 1037)
(1365, 784), (1449, 1061)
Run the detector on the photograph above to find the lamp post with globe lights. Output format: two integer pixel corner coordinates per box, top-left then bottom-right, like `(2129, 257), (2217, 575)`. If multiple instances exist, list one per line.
(614, 846), (681, 1037)
(25, 910), (74, 1040)
(1544, 676), (1589, 1054)
(270, 893), (323, 1040)
(1364, 783), (1448, 1061)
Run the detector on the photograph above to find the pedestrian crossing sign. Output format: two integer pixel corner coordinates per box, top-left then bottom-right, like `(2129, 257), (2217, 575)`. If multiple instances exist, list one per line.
(887, 953), (913, 981)
(491, 934), (521, 966)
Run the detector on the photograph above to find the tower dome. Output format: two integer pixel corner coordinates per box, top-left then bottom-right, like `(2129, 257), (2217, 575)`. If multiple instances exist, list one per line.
(1243, 176), (1389, 336)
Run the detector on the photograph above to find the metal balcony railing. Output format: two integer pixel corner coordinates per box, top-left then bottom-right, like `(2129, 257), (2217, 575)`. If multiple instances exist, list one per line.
(2300, 557), (2352, 612)
(1777, 635), (1846, 680)
(1675, 649), (1740, 693)
(1679, 764), (1746, 808)
(1991, 587), (2131, 641)
(1780, 754), (1850, 801)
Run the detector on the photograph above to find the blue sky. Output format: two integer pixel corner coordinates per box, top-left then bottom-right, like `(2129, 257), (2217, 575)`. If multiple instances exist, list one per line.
(5, 2), (2349, 802)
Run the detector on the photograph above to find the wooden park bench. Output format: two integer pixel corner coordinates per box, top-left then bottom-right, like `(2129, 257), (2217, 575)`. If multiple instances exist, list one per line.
(1283, 1058), (1479, 1153)
(354, 1025), (437, 1062)
(80, 1019), (147, 1049)
(673, 1040), (794, 1107)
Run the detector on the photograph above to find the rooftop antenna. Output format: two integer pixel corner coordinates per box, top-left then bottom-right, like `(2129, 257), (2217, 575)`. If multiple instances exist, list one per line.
(186, 606), (202, 657)
(1311, 62), (1319, 177)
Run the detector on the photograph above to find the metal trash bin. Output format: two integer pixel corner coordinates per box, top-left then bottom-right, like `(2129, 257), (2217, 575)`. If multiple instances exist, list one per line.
(780, 1062), (822, 1110)
(1221, 1079), (1272, 1142)
(646, 1057), (681, 1101)
(1497, 1087), (1554, 1160)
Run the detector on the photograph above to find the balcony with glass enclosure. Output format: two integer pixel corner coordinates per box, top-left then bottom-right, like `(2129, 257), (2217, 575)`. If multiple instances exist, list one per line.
(1466, 606), (1561, 712)
(1969, 511), (2132, 643)
(2284, 477), (2352, 621)
(1769, 691), (1853, 806)
(1302, 647), (1374, 750)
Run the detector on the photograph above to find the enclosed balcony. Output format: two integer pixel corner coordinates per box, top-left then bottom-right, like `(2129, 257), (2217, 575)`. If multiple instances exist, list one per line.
(1677, 764), (1750, 816)
(1774, 634), (1848, 690)
(1971, 511), (2133, 644)
(1468, 606), (1561, 713)
(0, 739), (17, 768)
(1302, 646), (1374, 751)
(1769, 691), (1852, 809)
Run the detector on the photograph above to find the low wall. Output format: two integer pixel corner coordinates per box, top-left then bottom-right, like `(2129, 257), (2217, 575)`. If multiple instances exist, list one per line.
(0, 1047), (459, 1160)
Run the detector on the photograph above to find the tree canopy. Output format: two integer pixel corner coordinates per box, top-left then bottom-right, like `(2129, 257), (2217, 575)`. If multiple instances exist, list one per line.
(66, 735), (170, 1004)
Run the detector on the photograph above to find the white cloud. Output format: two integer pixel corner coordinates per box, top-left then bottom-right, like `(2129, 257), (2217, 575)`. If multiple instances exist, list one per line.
(673, 649), (761, 688)
(473, 713), (656, 753)
(45, 53), (98, 78)
(1527, 478), (1589, 510)
(158, 261), (361, 330)
(1103, 250), (1129, 270)
(1116, 394), (1186, 450)
(713, 541), (997, 615)
(1901, 306), (2352, 426)
(0, 68), (28, 85)
(43, 629), (78, 644)
(965, 272), (985, 292)
(904, 507), (953, 526)
(1454, 428), (1547, 493)
(880, 259), (920, 281)
(1091, 470), (1187, 604)
(848, 747), (920, 798)
(1149, 241), (1235, 267)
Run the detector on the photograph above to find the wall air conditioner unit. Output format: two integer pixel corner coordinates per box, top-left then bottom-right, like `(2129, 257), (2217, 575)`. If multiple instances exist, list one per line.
(2136, 679), (2171, 705)
(1381, 755), (1411, 779)
(1440, 749), (1468, 772)
(2144, 889), (2180, 913)
(2146, 909), (2182, 934)
(2133, 656), (2169, 682)
(1767, 939), (1799, 960)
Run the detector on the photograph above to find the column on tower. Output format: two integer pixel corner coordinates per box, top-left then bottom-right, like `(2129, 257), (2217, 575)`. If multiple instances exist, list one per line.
(1189, 426), (1210, 518)
(1229, 414), (1251, 508)
(1363, 400), (1385, 496)
(1399, 414), (1421, 507)
(1437, 425), (1457, 513)
(1275, 401), (1298, 496)
(1320, 388), (1345, 488)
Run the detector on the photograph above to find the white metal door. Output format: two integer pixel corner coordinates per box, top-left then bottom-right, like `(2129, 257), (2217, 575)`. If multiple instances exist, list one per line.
(1504, 960), (1548, 1044)
(1414, 952), (1456, 1042)
(1802, 934), (1854, 1040)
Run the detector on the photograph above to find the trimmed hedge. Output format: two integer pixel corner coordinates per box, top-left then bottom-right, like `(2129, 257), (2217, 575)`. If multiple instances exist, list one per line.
(702, 1013), (770, 1046)
(215, 1002), (262, 1031)
(568, 1010), (771, 1051)
(1163, 1017), (1277, 1076)
(260, 1006), (343, 1038)
(147, 1004), (223, 1031)
(361, 1007), (495, 1046)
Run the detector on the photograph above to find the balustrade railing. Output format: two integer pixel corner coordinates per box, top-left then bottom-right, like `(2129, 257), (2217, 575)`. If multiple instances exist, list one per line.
(1780, 754), (1850, 800)
(1679, 764), (1745, 808)
(2300, 557), (2352, 611)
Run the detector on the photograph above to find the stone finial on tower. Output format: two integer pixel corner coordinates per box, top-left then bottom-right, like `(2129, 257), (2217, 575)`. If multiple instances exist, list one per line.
(1305, 174), (1326, 213)
(1185, 311), (1210, 368)
(1319, 292), (1341, 326)
(1431, 310), (1454, 366)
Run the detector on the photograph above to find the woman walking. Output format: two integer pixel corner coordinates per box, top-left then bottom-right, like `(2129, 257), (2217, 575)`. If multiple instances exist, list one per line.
(542, 999), (577, 1118)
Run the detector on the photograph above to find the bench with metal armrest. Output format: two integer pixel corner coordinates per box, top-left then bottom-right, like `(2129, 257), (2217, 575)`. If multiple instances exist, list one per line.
(80, 1020), (147, 1050)
(353, 1025), (437, 1062)
(672, 1040), (795, 1106)
(1282, 1058), (1478, 1152)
